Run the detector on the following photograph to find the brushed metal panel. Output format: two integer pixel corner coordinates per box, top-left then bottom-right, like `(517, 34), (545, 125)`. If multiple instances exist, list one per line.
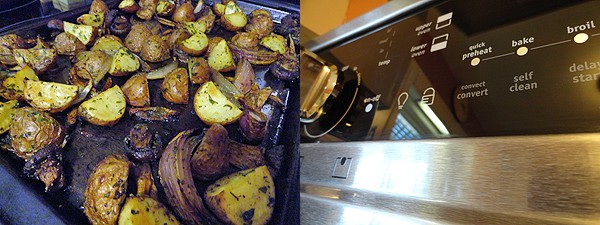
(300, 134), (600, 224)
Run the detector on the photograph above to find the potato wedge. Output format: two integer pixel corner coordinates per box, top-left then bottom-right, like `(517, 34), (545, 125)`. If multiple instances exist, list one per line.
(54, 32), (86, 56)
(213, 3), (225, 17)
(13, 48), (57, 74)
(125, 24), (152, 54)
(141, 35), (171, 63)
(204, 166), (275, 225)
(122, 73), (150, 107)
(156, 0), (175, 17)
(91, 35), (124, 53)
(63, 21), (98, 46)
(118, 196), (180, 225)
(119, 0), (140, 13)
(207, 39), (235, 72)
(78, 85), (126, 126)
(84, 154), (130, 225)
(194, 81), (242, 125)
(77, 13), (104, 27)
(74, 51), (111, 85)
(2, 65), (39, 100)
(197, 13), (216, 33)
(260, 34), (286, 54)
(184, 21), (207, 35)
(24, 80), (79, 113)
(220, 12), (247, 31)
(109, 47), (140, 76)
(188, 57), (210, 84)
(0, 100), (18, 135)
(179, 33), (209, 56)
(161, 68), (189, 104)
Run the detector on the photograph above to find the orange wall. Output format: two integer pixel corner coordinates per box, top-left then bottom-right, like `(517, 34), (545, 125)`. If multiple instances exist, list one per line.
(344, 0), (388, 23)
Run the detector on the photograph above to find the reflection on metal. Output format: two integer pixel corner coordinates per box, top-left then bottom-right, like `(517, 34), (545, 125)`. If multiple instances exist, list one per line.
(301, 133), (600, 224)
(417, 102), (449, 135)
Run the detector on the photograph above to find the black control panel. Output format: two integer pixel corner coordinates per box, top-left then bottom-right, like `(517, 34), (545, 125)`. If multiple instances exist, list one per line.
(317, 0), (600, 141)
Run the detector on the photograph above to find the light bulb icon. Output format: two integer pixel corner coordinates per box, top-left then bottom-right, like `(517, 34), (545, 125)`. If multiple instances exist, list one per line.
(397, 92), (409, 109)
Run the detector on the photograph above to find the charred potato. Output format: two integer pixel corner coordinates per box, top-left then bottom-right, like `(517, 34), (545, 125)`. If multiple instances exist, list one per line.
(24, 80), (79, 113)
(109, 47), (140, 76)
(0, 100), (18, 135)
(245, 10), (273, 39)
(260, 34), (286, 54)
(84, 154), (131, 225)
(141, 35), (171, 62)
(172, 1), (195, 22)
(231, 32), (259, 50)
(161, 68), (189, 104)
(54, 32), (86, 56)
(122, 73), (150, 107)
(74, 51), (111, 85)
(77, 13), (105, 27)
(91, 35), (124, 53)
(118, 196), (180, 225)
(78, 85), (127, 126)
(156, 0), (175, 17)
(191, 124), (230, 180)
(188, 57), (210, 84)
(9, 107), (65, 159)
(204, 166), (275, 225)
(13, 48), (57, 74)
(119, 0), (140, 13)
(2, 65), (39, 100)
(179, 33), (209, 56)
(63, 21), (98, 46)
(207, 39), (235, 72)
(0, 34), (28, 66)
(125, 24), (152, 54)
(194, 81), (242, 125)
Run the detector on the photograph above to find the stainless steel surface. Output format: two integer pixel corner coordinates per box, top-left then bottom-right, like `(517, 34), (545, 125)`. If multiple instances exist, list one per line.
(300, 49), (338, 120)
(300, 133), (600, 224)
(303, 0), (438, 53)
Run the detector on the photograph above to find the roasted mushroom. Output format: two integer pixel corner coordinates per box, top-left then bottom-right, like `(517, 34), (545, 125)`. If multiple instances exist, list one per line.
(191, 124), (230, 180)
(124, 124), (163, 163)
(22, 145), (66, 192)
(109, 16), (131, 37)
(270, 37), (299, 81)
(129, 106), (180, 121)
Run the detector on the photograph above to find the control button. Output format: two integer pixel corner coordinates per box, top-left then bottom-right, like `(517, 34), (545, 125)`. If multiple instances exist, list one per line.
(574, 33), (589, 43)
(421, 88), (436, 105)
(397, 92), (409, 109)
(365, 103), (373, 113)
(516, 46), (528, 56)
(332, 157), (353, 179)
(436, 12), (453, 30)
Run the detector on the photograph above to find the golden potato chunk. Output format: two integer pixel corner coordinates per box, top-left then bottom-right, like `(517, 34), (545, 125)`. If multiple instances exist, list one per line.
(0, 100), (18, 135)
(109, 47), (140, 76)
(24, 80), (79, 113)
(207, 39), (235, 72)
(78, 85), (126, 126)
(118, 196), (180, 225)
(194, 81), (242, 125)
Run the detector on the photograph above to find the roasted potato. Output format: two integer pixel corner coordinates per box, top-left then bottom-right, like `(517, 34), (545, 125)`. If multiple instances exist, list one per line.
(24, 80), (79, 113)
(179, 33), (209, 56)
(191, 124), (230, 180)
(206, 36), (225, 55)
(90, 0), (109, 16)
(197, 13), (216, 33)
(0, 100), (18, 135)
(118, 196), (180, 225)
(194, 81), (242, 125)
(188, 57), (210, 84)
(245, 10), (273, 39)
(166, 28), (191, 49)
(9, 107), (65, 159)
(184, 21), (207, 35)
(172, 1), (195, 22)
(231, 32), (259, 50)
(141, 35), (171, 62)
(207, 39), (235, 72)
(77, 13), (105, 27)
(260, 34), (286, 54)
(78, 85), (127, 126)
(125, 24), (152, 53)
(122, 73), (150, 107)
(63, 21), (98, 46)
(204, 166), (275, 225)
(13, 48), (57, 74)
(84, 154), (131, 225)
(109, 47), (140, 76)
(119, 0), (140, 13)
(220, 12), (247, 31)
(156, 0), (175, 17)
(74, 51), (111, 85)
(213, 3), (225, 17)
(239, 108), (267, 143)
(2, 65), (39, 100)
(137, 0), (158, 21)
(131, 163), (158, 197)
(0, 34), (28, 66)
(161, 68), (189, 104)
(54, 32), (86, 56)
(91, 35), (124, 53)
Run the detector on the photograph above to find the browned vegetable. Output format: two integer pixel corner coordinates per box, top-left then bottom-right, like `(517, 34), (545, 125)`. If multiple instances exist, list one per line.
(229, 140), (266, 170)
(229, 44), (277, 65)
(137, 0), (158, 20)
(220, 12), (247, 31)
(9, 107), (65, 159)
(109, 16), (131, 37)
(119, 0), (140, 13)
(206, 36), (224, 55)
(0, 34), (29, 66)
(166, 28), (191, 49)
(74, 51), (111, 85)
(83, 154), (131, 225)
(2, 65), (39, 101)
(270, 38), (299, 81)
(191, 124), (230, 180)
(233, 58), (255, 95)
(172, 1), (195, 23)
(124, 124), (163, 163)
(53, 32), (85, 56)
(260, 34), (287, 54)
(197, 12), (216, 33)
(131, 163), (158, 198)
(122, 73), (150, 107)
(90, 0), (109, 16)
(242, 87), (272, 111)
(178, 33), (209, 56)
(239, 107), (267, 143)
(91, 35), (124, 53)
(245, 9), (274, 39)
(22, 145), (66, 192)
(141, 35), (171, 62)
(156, 0), (176, 16)
(161, 68), (189, 104)
(188, 57), (210, 84)
(125, 24), (152, 53)
(129, 106), (180, 121)
(118, 196), (180, 224)
(158, 130), (220, 225)
(231, 32), (259, 50)
(13, 48), (57, 74)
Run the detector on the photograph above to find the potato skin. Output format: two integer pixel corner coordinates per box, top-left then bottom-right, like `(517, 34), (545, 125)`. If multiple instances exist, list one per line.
(231, 32), (259, 50)
(122, 73), (150, 107)
(54, 32), (86, 56)
(84, 154), (131, 225)
(161, 68), (189, 104)
(125, 24), (152, 53)
(74, 51), (111, 85)
(191, 124), (230, 180)
(141, 35), (171, 62)
(245, 13), (273, 39)
(9, 107), (65, 159)
(188, 57), (210, 84)
(166, 28), (190, 49)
